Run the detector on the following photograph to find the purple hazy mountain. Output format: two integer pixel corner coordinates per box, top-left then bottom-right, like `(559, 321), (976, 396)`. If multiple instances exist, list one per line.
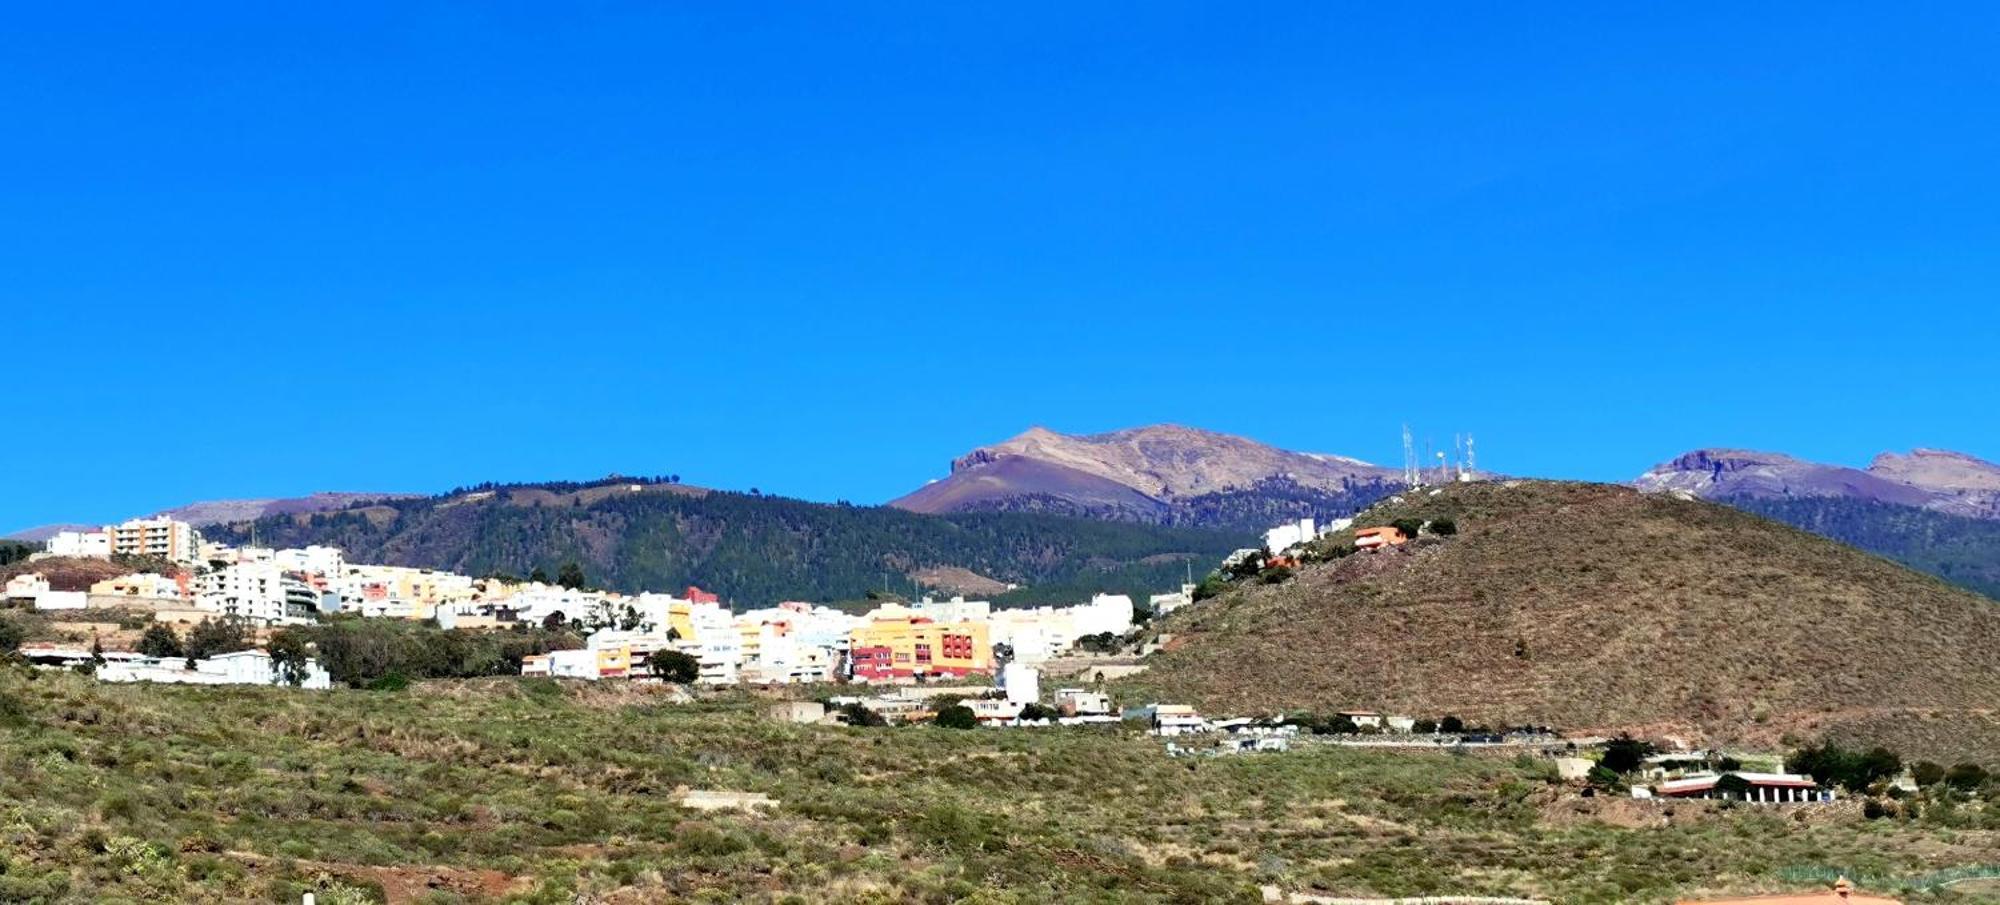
(1634, 448), (2000, 519)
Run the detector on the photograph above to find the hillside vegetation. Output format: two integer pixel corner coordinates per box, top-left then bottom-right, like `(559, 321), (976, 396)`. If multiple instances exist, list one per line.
(1121, 481), (2000, 762)
(1723, 495), (2000, 599)
(203, 481), (1246, 605)
(1, 669), (1996, 903)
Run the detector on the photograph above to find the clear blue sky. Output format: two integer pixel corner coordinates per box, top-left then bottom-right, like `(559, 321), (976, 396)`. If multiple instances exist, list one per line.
(7, 3), (2000, 531)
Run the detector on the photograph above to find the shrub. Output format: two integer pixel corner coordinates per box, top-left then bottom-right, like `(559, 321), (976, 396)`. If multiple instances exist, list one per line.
(137, 623), (183, 659)
(1944, 762), (1990, 791)
(647, 649), (700, 683)
(1390, 518), (1425, 539)
(0, 616), (24, 655)
(1430, 518), (1457, 536)
(1439, 715), (1465, 734)
(837, 702), (886, 727)
(1912, 761), (1946, 788)
(1412, 718), (1438, 734)
(1257, 566), (1294, 585)
(933, 704), (977, 730)
(1600, 734), (1657, 775)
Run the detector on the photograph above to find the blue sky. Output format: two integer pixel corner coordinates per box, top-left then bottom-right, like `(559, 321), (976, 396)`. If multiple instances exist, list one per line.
(6, 3), (2000, 531)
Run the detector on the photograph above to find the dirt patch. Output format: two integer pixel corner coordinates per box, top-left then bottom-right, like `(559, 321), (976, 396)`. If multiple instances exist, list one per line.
(229, 850), (527, 904)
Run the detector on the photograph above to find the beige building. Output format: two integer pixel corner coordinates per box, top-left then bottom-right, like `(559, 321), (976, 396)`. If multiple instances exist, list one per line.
(107, 518), (200, 565)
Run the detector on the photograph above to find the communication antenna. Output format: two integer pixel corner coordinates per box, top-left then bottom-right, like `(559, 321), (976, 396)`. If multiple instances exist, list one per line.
(1401, 424), (1418, 487)
(1466, 434), (1477, 480)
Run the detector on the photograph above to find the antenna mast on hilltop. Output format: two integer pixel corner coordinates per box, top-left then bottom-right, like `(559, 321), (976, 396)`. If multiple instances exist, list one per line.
(1401, 425), (1419, 487)
(1465, 434), (1477, 480)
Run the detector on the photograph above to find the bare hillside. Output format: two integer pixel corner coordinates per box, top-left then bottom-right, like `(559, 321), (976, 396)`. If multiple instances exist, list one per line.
(1122, 481), (2000, 762)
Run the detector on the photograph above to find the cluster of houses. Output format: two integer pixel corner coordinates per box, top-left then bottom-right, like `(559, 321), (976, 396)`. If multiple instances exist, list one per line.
(12, 517), (1200, 689)
(522, 590), (1158, 687)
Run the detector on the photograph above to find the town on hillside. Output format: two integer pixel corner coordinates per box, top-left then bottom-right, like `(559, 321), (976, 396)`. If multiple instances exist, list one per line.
(7, 507), (1983, 832)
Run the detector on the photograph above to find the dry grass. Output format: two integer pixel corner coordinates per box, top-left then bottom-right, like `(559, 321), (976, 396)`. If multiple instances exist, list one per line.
(1120, 481), (2000, 761)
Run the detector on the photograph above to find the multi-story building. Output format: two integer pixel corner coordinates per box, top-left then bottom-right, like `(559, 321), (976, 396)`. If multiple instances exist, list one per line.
(197, 562), (317, 625)
(45, 529), (111, 559)
(847, 604), (992, 681)
(274, 545), (345, 578)
(106, 518), (200, 565)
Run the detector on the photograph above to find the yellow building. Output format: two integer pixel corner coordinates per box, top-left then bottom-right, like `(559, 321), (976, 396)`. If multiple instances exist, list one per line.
(849, 608), (991, 681)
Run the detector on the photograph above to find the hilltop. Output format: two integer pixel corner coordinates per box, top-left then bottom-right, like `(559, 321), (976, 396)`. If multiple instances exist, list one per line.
(1635, 447), (2000, 598)
(201, 477), (1246, 606)
(892, 424), (1404, 531)
(1121, 480), (2000, 763)
(6, 491), (416, 540)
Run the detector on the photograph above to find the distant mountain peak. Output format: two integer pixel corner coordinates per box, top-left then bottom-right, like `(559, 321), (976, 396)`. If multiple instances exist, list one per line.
(897, 424), (1401, 530)
(1636, 445), (2000, 519)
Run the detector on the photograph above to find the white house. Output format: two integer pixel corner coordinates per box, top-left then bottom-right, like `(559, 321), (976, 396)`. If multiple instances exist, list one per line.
(1055, 688), (1114, 716)
(45, 530), (111, 559)
(1151, 704), (1207, 736)
(5, 573), (50, 602)
(98, 650), (332, 689)
(1001, 663), (1040, 705)
(1263, 518), (1316, 554)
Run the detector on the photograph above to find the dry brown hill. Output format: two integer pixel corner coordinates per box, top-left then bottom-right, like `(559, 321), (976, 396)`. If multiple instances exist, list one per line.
(1120, 480), (2000, 762)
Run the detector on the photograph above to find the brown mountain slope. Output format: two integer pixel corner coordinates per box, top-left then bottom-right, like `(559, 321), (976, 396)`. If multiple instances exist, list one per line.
(1120, 480), (2000, 762)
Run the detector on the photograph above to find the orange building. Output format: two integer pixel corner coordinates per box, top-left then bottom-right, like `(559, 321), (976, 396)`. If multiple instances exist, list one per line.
(1354, 525), (1408, 551)
(848, 606), (991, 681)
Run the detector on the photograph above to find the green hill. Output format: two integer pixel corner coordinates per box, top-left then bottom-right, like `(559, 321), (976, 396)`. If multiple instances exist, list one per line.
(202, 479), (1248, 606)
(1120, 481), (2000, 763)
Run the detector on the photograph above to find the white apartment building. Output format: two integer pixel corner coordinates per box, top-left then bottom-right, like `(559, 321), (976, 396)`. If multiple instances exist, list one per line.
(45, 529), (111, 559)
(107, 518), (200, 565)
(274, 545), (345, 576)
(1263, 518), (1317, 554)
(197, 562), (317, 625)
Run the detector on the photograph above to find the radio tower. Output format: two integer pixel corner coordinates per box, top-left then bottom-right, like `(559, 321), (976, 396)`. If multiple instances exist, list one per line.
(1401, 425), (1419, 487)
(1465, 434), (1477, 481)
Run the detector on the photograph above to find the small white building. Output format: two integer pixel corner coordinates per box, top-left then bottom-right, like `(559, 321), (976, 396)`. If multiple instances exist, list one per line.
(967, 699), (1026, 725)
(1151, 704), (1207, 736)
(1055, 687), (1114, 716)
(1001, 663), (1040, 706)
(45, 530), (111, 559)
(97, 649), (332, 689)
(1263, 518), (1316, 554)
(5, 573), (51, 603)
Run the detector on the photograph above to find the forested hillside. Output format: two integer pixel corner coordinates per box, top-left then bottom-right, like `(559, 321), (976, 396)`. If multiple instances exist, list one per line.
(1722, 496), (2000, 599)
(204, 480), (1247, 605)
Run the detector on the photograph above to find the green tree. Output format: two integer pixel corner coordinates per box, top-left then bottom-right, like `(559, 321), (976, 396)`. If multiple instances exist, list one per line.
(1439, 715), (1465, 734)
(933, 703), (977, 730)
(646, 649), (700, 683)
(1911, 761), (1946, 788)
(1600, 734), (1656, 775)
(0, 616), (25, 655)
(185, 618), (251, 661)
(1714, 773), (1754, 800)
(556, 561), (587, 590)
(137, 623), (184, 659)
(528, 566), (551, 584)
(266, 630), (312, 687)
(1390, 518), (1425, 539)
(1412, 717), (1438, 734)
(837, 701), (886, 727)
(1430, 518), (1458, 536)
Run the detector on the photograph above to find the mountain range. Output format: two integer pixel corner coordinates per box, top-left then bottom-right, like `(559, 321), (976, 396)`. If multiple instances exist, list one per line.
(11, 425), (2000, 603)
(198, 478), (1246, 606)
(1634, 446), (2000, 597)
(890, 425), (1405, 532)
(1633, 447), (2000, 518)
